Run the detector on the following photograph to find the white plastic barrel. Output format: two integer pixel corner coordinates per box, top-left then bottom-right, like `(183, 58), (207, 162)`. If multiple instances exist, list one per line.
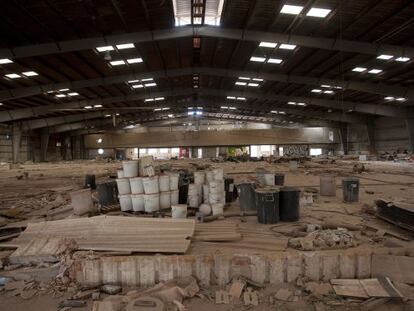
(264, 173), (275, 186)
(144, 193), (160, 212)
(160, 191), (171, 209)
(122, 160), (138, 178)
(194, 171), (205, 184)
(168, 173), (179, 190)
(142, 176), (159, 194)
(188, 195), (200, 208)
(199, 203), (211, 216)
(119, 194), (132, 211)
(170, 189), (179, 205)
(116, 178), (131, 195)
(209, 192), (223, 204)
(172, 204), (187, 219)
(202, 184), (210, 203)
(212, 168), (224, 180)
(206, 170), (214, 183)
(129, 177), (144, 194)
(159, 175), (170, 192)
(131, 194), (144, 212)
(117, 169), (125, 178)
(212, 203), (224, 216)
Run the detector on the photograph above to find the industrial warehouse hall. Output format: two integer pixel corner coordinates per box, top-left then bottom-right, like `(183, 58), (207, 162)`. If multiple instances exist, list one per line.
(0, 0), (414, 310)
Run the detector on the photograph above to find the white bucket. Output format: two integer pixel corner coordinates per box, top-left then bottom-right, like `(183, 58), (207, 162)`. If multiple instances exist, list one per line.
(188, 184), (199, 196)
(199, 203), (211, 216)
(122, 160), (138, 178)
(212, 168), (224, 180)
(159, 175), (170, 192)
(172, 204), (187, 219)
(144, 193), (160, 212)
(118, 194), (132, 211)
(160, 191), (171, 209)
(206, 170), (214, 183)
(117, 169), (124, 178)
(170, 189), (179, 205)
(212, 203), (224, 216)
(129, 177), (144, 194)
(142, 176), (159, 194)
(131, 194), (144, 212)
(209, 192), (223, 204)
(264, 173), (275, 186)
(203, 184), (210, 203)
(188, 195), (199, 208)
(194, 171), (205, 184)
(209, 180), (224, 194)
(168, 173), (179, 190)
(116, 178), (131, 195)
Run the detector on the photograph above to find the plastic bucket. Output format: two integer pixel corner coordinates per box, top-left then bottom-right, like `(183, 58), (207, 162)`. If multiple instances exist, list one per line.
(320, 175), (336, 196)
(118, 194), (132, 211)
(142, 176), (159, 194)
(199, 203), (211, 216)
(116, 178), (131, 195)
(130, 177), (144, 194)
(212, 203), (224, 216)
(159, 175), (170, 192)
(160, 191), (171, 209)
(71, 189), (95, 216)
(122, 160), (138, 178)
(144, 193), (160, 212)
(170, 189), (179, 205)
(172, 204), (187, 219)
(264, 173), (275, 186)
(342, 177), (359, 202)
(117, 169), (124, 178)
(279, 186), (300, 221)
(212, 168), (224, 180)
(188, 195), (200, 208)
(255, 188), (280, 224)
(131, 194), (144, 212)
(194, 171), (205, 184)
(238, 183), (256, 211)
(168, 173), (179, 190)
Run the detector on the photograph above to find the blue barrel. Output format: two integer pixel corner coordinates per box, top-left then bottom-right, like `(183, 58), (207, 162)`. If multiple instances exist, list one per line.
(238, 182), (256, 211)
(255, 188), (280, 224)
(279, 187), (300, 221)
(342, 177), (359, 202)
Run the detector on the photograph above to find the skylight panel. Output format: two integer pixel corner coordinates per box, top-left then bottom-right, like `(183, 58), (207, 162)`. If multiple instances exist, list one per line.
(96, 46), (114, 52)
(280, 4), (304, 15)
(259, 42), (277, 48)
(268, 58), (283, 64)
(279, 44), (296, 50)
(250, 56), (266, 62)
(395, 57), (410, 62)
(110, 60), (125, 66)
(368, 69), (382, 74)
(5, 73), (21, 79)
(126, 58), (143, 64)
(132, 84), (144, 88)
(0, 59), (13, 64)
(22, 71), (38, 76)
(116, 43), (135, 50)
(306, 7), (331, 18)
(247, 83), (259, 87)
(235, 82), (247, 86)
(352, 67), (367, 72)
(377, 54), (393, 60)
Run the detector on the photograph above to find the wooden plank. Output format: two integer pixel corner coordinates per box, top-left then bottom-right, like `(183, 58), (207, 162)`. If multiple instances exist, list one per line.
(360, 279), (390, 297)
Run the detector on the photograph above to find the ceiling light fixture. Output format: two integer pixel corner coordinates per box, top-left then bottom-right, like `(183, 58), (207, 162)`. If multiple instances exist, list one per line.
(132, 84), (144, 88)
(324, 90), (334, 94)
(352, 67), (367, 72)
(68, 92), (79, 96)
(368, 69), (382, 74)
(239, 77), (250, 80)
(396, 97), (406, 101)
(56, 94), (66, 98)
(259, 42), (277, 48)
(395, 57), (410, 62)
(144, 83), (157, 87)
(252, 78), (263, 81)
(287, 101), (296, 105)
(279, 44), (296, 50)
(250, 56), (266, 62)
(221, 106), (228, 109)
(126, 58), (143, 64)
(145, 98), (154, 102)
(235, 82), (247, 86)
(0, 58), (13, 64)
(377, 54), (393, 60)
(267, 58), (283, 64)
(141, 78), (154, 82)
(22, 71), (38, 76)
(236, 97), (246, 100)
(306, 7), (331, 18)
(84, 106), (93, 109)
(248, 83), (259, 87)
(384, 96), (394, 101)
(227, 96), (236, 99)
(94, 104), (103, 108)
(5, 73), (21, 79)
(229, 107), (236, 110)
(96, 46), (114, 52)
(311, 89), (322, 93)
(116, 43), (135, 49)
(110, 60), (125, 66)
(280, 4), (304, 15)
(297, 103), (306, 106)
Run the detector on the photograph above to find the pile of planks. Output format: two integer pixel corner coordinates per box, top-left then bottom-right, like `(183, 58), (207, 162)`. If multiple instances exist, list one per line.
(193, 222), (241, 242)
(5, 216), (195, 254)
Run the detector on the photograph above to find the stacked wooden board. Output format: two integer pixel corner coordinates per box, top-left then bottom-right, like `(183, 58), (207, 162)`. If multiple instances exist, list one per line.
(6, 216), (195, 254)
(193, 222), (241, 242)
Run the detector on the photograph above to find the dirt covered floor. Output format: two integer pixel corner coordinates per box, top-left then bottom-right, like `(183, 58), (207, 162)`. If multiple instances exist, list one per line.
(0, 158), (414, 310)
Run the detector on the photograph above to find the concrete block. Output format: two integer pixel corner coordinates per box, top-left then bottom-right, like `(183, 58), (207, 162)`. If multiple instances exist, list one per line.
(303, 252), (320, 281)
(82, 259), (102, 286)
(230, 255), (252, 280)
(138, 258), (155, 287)
(339, 251), (355, 278)
(101, 258), (119, 284)
(388, 247), (408, 256)
(157, 256), (175, 283)
(250, 255), (267, 284)
(356, 251), (371, 279)
(176, 256), (194, 279)
(214, 254), (231, 286)
(195, 256), (212, 286)
(120, 258), (137, 286)
(286, 253), (302, 283)
(269, 255), (285, 284)
(321, 253), (339, 281)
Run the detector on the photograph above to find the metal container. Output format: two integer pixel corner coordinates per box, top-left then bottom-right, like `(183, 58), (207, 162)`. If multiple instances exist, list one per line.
(224, 177), (236, 203)
(274, 173), (285, 186)
(84, 174), (96, 189)
(342, 177), (359, 202)
(320, 175), (336, 196)
(255, 168), (266, 186)
(279, 186), (300, 221)
(97, 181), (118, 206)
(255, 187), (280, 224)
(178, 183), (189, 204)
(238, 182), (256, 211)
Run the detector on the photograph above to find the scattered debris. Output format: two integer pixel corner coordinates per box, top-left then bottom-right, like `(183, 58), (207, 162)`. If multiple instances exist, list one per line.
(215, 290), (230, 304)
(274, 288), (293, 301)
(243, 287), (259, 306)
(289, 227), (355, 250)
(101, 285), (122, 295)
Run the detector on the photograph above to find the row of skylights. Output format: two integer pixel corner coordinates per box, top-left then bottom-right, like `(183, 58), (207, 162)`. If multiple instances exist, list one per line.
(188, 110), (203, 116)
(235, 81), (260, 87)
(221, 106), (237, 110)
(173, 0), (224, 26)
(105, 113), (120, 117)
(321, 84), (342, 90)
(145, 97), (165, 102)
(311, 89), (334, 95)
(250, 56), (283, 64)
(154, 107), (170, 112)
(110, 58), (143, 66)
(235, 77), (263, 87)
(85, 104), (103, 109)
(96, 43), (135, 52)
(226, 96), (246, 100)
(288, 101), (306, 106)
(5, 71), (38, 79)
(127, 78), (157, 89)
(188, 107), (203, 110)
(0, 59), (13, 65)
(238, 77), (263, 81)
(270, 110), (286, 114)
(259, 42), (296, 50)
(56, 92), (79, 98)
(281, 4), (331, 18)
(352, 67), (382, 74)
(377, 55), (410, 62)
(384, 96), (406, 102)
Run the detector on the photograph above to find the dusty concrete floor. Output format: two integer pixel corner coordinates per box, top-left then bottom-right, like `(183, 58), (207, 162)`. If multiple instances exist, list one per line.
(0, 158), (414, 310)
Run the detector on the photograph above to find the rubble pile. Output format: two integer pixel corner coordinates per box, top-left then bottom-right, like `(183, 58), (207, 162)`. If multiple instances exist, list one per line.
(289, 227), (355, 250)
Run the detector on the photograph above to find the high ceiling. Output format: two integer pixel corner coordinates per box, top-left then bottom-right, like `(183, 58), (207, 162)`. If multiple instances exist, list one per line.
(0, 0), (413, 132)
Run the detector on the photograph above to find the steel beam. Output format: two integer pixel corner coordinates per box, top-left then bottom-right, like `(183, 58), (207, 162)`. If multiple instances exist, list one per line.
(1, 26), (413, 59)
(1, 67), (413, 102)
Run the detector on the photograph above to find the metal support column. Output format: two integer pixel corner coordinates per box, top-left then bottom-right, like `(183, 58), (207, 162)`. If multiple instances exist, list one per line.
(12, 123), (22, 163)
